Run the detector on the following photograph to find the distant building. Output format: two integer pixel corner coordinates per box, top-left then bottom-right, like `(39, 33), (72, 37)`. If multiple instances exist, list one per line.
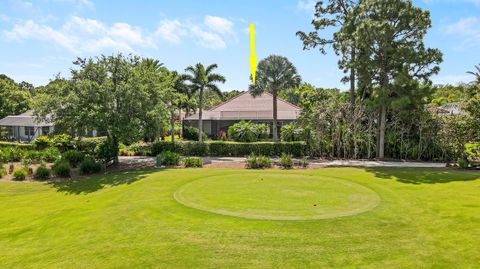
(0, 110), (53, 142)
(183, 91), (301, 138)
(428, 102), (466, 116)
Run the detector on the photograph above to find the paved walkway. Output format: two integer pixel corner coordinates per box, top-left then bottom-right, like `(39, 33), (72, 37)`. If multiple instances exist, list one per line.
(119, 156), (447, 168)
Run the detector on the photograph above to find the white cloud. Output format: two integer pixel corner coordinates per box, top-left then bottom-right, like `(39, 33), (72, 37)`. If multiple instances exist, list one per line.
(3, 16), (153, 53)
(297, 0), (316, 12)
(4, 15), (239, 52)
(204, 15), (234, 35)
(155, 19), (186, 43)
(445, 17), (480, 49)
(190, 26), (226, 49)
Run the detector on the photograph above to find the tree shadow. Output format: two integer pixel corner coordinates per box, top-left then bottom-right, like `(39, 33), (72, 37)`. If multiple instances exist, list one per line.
(364, 167), (480, 185)
(48, 168), (161, 195)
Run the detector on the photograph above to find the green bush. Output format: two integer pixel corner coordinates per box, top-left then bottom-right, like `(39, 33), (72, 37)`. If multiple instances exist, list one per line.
(62, 150), (84, 167)
(0, 141), (33, 149)
(75, 137), (107, 156)
(279, 153), (293, 169)
(0, 164), (6, 178)
(34, 165), (51, 180)
(150, 141), (307, 157)
(23, 150), (43, 164)
(129, 142), (151, 156)
(245, 154), (272, 169)
(32, 135), (52, 150)
(13, 169), (28, 181)
(458, 158), (470, 169)
(3, 147), (24, 162)
(158, 151), (181, 166)
(227, 121), (269, 142)
(183, 157), (203, 168)
(151, 141), (183, 156)
(208, 141), (306, 157)
(51, 134), (74, 152)
(52, 160), (71, 177)
(183, 126), (207, 141)
(299, 156), (309, 168)
(79, 157), (102, 175)
(280, 123), (305, 142)
(42, 147), (61, 163)
(96, 138), (119, 162)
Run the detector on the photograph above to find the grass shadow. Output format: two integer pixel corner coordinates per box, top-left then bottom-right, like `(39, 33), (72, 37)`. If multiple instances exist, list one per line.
(364, 167), (480, 184)
(48, 168), (161, 195)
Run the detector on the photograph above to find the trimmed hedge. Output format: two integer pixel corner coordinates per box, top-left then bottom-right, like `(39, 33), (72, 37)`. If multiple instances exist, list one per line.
(150, 141), (306, 157)
(0, 142), (33, 149)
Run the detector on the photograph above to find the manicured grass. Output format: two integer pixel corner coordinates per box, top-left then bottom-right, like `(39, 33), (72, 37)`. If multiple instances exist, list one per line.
(0, 168), (479, 268)
(174, 173), (380, 220)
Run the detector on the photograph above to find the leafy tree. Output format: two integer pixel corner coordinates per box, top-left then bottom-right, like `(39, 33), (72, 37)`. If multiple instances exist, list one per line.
(249, 55), (301, 141)
(34, 54), (175, 162)
(467, 64), (480, 86)
(351, 0), (442, 158)
(0, 77), (31, 118)
(184, 63), (226, 142)
(297, 0), (359, 105)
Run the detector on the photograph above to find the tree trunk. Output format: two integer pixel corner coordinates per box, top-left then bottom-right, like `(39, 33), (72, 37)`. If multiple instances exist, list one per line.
(377, 103), (386, 159)
(198, 88), (204, 142)
(171, 111), (175, 145)
(350, 49), (356, 105)
(272, 91), (278, 142)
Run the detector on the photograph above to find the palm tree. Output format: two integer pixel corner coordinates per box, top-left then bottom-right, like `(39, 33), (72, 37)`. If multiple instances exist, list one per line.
(250, 55), (301, 141)
(184, 63), (226, 142)
(467, 64), (480, 85)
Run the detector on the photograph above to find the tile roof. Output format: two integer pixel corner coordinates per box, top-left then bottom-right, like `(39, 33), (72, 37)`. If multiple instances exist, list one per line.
(185, 91), (301, 120)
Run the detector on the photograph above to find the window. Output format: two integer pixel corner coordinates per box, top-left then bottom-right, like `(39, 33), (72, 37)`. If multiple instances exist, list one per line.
(42, 126), (50, 135)
(25, 126), (35, 137)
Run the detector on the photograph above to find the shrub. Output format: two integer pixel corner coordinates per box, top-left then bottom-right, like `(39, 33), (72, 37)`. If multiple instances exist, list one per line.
(280, 123), (305, 142)
(158, 151), (181, 166)
(62, 150), (84, 167)
(42, 147), (61, 163)
(51, 134), (74, 152)
(32, 135), (52, 150)
(52, 160), (71, 177)
(458, 158), (470, 169)
(75, 137), (107, 155)
(182, 141), (208, 156)
(245, 154), (272, 169)
(34, 165), (51, 180)
(209, 141), (306, 157)
(184, 157), (203, 168)
(13, 169), (28, 181)
(0, 164), (6, 178)
(23, 150), (43, 164)
(79, 157), (102, 175)
(183, 126), (207, 141)
(3, 147), (24, 162)
(96, 138), (119, 162)
(228, 121), (269, 142)
(279, 153), (293, 169)
(0, 141), (33, 149)
(299, 156), (309, 168)
(129, 142), (151, 156)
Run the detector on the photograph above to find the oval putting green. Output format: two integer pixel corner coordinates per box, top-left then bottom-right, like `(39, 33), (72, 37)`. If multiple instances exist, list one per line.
(174, 173), (380, 220)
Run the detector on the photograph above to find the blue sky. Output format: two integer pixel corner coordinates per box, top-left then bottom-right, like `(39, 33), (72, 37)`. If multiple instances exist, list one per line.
(0, 0), (479, 91)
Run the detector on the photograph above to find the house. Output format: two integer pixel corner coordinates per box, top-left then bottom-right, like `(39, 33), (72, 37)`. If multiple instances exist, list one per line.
(183, 91), (301, 138)
(0, 110), (54, 142)
(428, 102), (466, 116)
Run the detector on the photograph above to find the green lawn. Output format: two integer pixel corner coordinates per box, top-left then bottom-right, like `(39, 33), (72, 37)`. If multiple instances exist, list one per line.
(0, 168), (479, 268)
